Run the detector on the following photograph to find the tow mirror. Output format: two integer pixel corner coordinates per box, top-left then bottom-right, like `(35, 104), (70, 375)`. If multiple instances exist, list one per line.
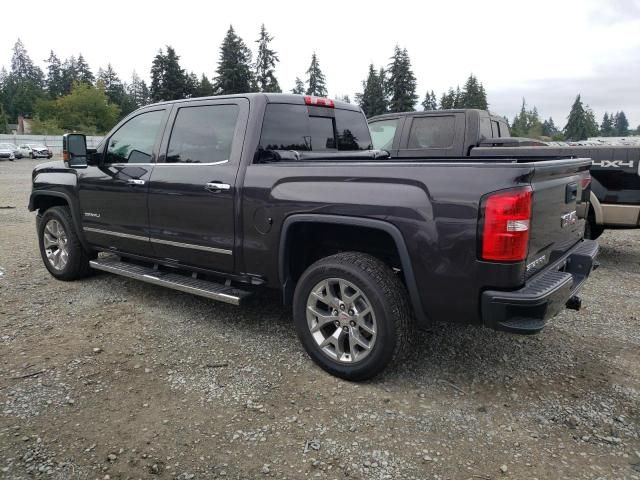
(63, 133), (87, 167)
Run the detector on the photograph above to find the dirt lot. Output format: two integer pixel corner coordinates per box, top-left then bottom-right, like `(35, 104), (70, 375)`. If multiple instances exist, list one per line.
(1, 159), (639, 480)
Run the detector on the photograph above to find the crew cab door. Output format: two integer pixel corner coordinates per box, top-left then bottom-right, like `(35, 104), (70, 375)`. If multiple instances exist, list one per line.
(78, 108), (169, 255)
(147, 98), (249, 273)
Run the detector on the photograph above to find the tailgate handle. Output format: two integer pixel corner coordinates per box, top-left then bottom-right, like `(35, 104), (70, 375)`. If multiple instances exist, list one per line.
(565, 182), (577, 203)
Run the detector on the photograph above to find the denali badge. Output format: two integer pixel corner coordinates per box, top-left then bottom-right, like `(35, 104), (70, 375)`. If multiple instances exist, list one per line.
(560, 210), (578, 228)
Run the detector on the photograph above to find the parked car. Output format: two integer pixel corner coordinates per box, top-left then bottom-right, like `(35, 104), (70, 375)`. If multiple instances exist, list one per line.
(0, 143), (16, 161)
(2, 143), (23, 159)
(368, 109), (640, 239)
(18, 144), (52, 159)
(29, 94), (598, 380)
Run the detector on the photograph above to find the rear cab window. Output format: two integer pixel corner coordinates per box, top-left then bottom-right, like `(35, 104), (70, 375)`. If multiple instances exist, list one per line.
(256, 103), (372, 162)
(407, 115), (456, 148)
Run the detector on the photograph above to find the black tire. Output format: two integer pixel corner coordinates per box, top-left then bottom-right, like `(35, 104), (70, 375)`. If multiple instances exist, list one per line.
(30, 152), (35, 159)
(584, 219), (604, 240)
(293, 252), (413, 381)
(37, 206), (94, 280)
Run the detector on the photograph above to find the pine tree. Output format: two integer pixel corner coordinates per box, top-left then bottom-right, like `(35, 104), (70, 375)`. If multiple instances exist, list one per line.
(97, 64), (125, 105)
(386, 46), (418, 113)
(614, 111), (629, 136)
(421, 90), (437, 111)
(254, 24), (281, 93)
(60, 56), (78, 95)
(150, 46), (187, 101)
(214, 26), (253, 95)
(4, 39), (45, 119)
(291, 77), (305, 94)
(460, 74), (488, 109)
(585, 106), (599, 138)
(355, 64), (387, 117)
(600, 113), (613, 136)
(305, 53), (327, 97)
(440, 89), (455, 109)
(0, 104), (8, 134)
(195, 74), (215, 97)
(45, 50), (64, 98)
(541, 117), (559, 137)
(184, 72), (200, 98)
(564, 95), (594, 141)
(75, 54), (95, 85)
(128, 71), (150, 108)
(511, 98), (543, 138)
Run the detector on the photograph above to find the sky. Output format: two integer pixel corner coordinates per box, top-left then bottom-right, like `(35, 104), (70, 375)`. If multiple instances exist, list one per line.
(2, 0), (639, 129)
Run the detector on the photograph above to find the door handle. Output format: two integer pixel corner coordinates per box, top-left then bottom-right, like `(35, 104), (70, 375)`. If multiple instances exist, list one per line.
(205, 182), (231, 192)
(127, 179), (146, 186)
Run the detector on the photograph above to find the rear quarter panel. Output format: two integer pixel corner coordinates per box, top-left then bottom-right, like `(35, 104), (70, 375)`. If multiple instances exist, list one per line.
(241, 161), (535, 325)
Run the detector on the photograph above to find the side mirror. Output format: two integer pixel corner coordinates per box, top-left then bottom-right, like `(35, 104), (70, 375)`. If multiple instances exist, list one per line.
(63, 133), (87, 167)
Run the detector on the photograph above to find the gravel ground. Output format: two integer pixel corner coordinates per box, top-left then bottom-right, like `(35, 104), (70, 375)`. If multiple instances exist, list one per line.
(1, 158), (639, 480)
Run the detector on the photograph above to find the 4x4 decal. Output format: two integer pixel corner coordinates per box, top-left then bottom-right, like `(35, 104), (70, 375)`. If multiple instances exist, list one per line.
(592, 160), (634, 168)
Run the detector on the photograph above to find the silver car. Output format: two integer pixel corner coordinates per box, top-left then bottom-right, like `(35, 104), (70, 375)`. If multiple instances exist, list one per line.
(0, 143), (16, 161)
(18, 144), (52, 159)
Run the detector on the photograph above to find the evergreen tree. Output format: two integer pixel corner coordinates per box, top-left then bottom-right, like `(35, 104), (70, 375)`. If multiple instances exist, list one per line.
(386, 46), (417, 113)
(97, 64), (125, 105)
(3, 39), (45, 120)
(291, 77), (305, 94)
(305, 53), (327, 97)
(214, 26), (254, 95)
(75, 54), (94, 85)
(600, 112), (614, 136)
(440, 88), (455, 109)
(564, 95), (598, 141)
(355, 64), (387, 117)
(184, 72), (200, 98)
(45, 50), (64, 98)
(195, 74), (215, 97)
(421, 90), (437, 111)
(541, 117), (559, 137)
(460, 74), (488, 109)
(128, 71), (150, 108)
(150, 46), (187, 101)
(511, 98), (543, 138)
(0, 104), (8, 134)
(254, 24), (281, 93)
(614, 111), (629, 136)
(60, 56), (78, 95)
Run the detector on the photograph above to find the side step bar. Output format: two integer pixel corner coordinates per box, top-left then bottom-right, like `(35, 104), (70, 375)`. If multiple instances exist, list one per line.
(89, 257), (253, 306)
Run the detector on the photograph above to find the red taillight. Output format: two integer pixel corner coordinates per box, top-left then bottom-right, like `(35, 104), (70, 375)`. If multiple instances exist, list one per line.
(580, 175), (591, 191)
(481, 187), (533, 262)
(304, 95), (335, 108)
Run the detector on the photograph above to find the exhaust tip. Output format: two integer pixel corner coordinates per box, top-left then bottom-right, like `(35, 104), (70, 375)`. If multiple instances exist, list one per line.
(566, 295), (582, 311)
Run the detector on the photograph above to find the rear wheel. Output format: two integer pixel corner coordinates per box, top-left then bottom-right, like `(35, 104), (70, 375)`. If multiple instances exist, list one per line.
(293, 252), (413, 381)
(38, 206), (94, 280)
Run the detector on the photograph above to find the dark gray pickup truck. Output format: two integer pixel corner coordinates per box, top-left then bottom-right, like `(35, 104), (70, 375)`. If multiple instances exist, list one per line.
(29, 94), (598, 380)
(369, 109), (640, 239)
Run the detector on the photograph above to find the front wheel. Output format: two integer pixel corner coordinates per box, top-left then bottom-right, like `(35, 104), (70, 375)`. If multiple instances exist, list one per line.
(37, 206), (94, 280)
(30, 152), (35, 159)
(293, 252), (413, 381)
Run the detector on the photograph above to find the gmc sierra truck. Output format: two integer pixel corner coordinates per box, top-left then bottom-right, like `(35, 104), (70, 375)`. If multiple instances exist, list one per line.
(369, 109), (640, 239)
(30, 94), (598, 380)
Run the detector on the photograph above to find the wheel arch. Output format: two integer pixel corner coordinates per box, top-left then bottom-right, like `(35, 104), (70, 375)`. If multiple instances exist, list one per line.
(278, 214), (428, 325)
(589, 191), (603, 225)
(30, 191), (91, 251)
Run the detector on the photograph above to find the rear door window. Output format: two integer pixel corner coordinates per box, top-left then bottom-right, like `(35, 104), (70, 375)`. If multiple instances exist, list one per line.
(369, 119), (399, 150)
(407, 116), (456, 149)
(166, 104), (239, 163)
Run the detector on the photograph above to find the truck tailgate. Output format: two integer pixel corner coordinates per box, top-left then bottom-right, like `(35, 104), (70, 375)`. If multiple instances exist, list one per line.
(525, 158), (592, 277)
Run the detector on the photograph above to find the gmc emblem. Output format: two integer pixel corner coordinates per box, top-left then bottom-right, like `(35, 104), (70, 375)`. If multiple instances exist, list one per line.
(560, 211), (578, 228)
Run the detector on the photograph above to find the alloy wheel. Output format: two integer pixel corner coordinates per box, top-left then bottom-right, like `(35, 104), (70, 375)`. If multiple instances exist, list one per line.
(43, 219), (69, 271)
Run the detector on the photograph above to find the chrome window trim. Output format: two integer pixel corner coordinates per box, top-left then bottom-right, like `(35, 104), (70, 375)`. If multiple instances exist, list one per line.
(83, 227), (232, 255)
(104, 160), (229, 167)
